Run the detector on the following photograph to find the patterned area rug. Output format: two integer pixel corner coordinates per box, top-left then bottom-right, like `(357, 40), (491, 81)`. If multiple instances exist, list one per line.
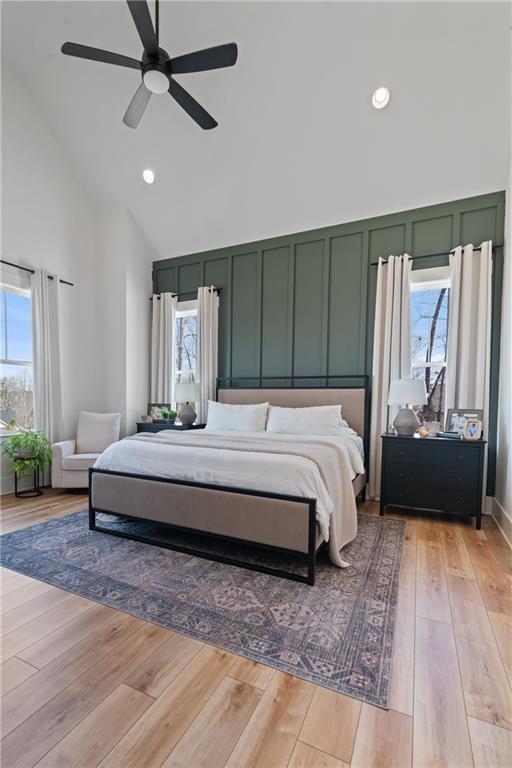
(0, 511), (404, 707)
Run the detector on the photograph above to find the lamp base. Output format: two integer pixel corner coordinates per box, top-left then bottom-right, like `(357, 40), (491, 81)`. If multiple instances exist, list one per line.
(393, 407), (420, 436)
(178, 402), (197, 426)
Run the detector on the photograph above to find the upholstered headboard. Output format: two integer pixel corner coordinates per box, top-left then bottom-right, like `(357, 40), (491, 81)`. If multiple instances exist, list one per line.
(217, 387), (367, 439)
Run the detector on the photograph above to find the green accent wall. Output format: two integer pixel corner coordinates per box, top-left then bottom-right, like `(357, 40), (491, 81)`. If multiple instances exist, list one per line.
(153, 191), (506, 495)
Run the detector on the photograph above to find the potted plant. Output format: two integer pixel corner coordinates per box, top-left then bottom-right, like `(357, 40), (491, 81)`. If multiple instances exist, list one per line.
(160, 409), (177, 423)
(421, 407), (441, 435)
(3, 429), (52, 496)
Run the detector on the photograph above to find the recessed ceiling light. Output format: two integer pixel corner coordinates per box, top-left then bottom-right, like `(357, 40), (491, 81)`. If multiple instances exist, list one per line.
(372, 87), (390, 110)
(142, 169), (155, 184)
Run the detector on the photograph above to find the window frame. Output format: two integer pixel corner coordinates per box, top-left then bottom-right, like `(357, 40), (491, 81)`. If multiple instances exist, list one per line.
(410, 266), (450, 423)
(0, 283), (33, 367)
(175, 299), (197, 385)
(410, 267), (450, 371)
(0, 282), (34, 434)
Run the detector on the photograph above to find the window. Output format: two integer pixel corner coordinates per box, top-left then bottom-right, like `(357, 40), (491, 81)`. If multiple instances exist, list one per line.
(175, 300), (197, 386)
(410, 267), (450, 424)
(0, 284), (34, 431)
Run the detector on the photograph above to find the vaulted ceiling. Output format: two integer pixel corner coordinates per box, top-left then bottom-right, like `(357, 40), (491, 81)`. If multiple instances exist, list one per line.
(2, 1), (510, 259)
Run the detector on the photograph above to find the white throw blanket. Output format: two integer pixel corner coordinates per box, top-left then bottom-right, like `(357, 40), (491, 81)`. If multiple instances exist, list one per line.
(120, 431), (359, 567)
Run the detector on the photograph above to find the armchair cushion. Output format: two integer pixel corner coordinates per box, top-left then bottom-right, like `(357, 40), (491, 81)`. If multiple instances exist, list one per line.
(76, 412), (121, 454)
(61, 453), (100, 471)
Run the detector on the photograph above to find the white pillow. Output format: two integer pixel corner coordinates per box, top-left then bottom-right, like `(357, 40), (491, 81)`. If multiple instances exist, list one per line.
(266, 404), (345, 435)
(205, 401), (269, 433)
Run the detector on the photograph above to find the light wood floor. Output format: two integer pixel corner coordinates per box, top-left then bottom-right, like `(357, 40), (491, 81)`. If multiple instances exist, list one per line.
(1, 489), (511, 768)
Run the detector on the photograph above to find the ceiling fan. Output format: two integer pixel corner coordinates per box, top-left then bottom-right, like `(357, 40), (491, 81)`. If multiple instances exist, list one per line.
(61, 0), (238, 129)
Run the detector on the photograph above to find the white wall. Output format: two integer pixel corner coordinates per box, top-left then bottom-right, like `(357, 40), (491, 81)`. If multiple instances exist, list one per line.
(2, 67), (104, 436)
(494, 187), (512, 545)
(493, 12), (512, 545)
(1, 66), (154, 492)
(97, 206), (154, 437)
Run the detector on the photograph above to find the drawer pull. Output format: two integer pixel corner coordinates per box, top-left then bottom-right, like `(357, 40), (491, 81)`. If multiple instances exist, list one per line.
(456, 499), (461, 505)
(399, 472), (404, 478)
(457, 455), (463, 461)
(457, 477), (462, 483)
(399, 451), (405, 457)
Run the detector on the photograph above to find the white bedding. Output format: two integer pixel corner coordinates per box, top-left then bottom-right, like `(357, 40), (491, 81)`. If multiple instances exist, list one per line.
(94, 428), (365, 565)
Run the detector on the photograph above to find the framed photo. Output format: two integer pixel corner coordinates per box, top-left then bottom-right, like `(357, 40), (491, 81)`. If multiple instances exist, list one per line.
(445, 409), (483, 435)
(147, 403), (171, 422)
(463, 418), (483, 441)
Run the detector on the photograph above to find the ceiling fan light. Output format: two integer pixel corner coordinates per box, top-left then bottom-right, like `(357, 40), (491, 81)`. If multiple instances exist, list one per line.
(142, 169), (155, 184)
(143, 69), (169, 94)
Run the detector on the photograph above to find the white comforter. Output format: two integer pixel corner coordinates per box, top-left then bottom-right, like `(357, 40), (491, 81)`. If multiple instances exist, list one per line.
(94, 429), (365, 566)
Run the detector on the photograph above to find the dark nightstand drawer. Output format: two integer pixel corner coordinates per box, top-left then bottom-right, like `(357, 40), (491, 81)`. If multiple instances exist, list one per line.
(380, 433), (486, 528)
(386, 462), (479, 493)
(385, 440), (481, 470)
(384, 486), (479, 517)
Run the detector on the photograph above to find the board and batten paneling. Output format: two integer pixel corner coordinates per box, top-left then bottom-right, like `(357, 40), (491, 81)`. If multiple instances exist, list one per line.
(293, 239), (326, 379)
(231, 252), (260, 379)
(261, 246), (293, 378)
(153, 191), (505, 494)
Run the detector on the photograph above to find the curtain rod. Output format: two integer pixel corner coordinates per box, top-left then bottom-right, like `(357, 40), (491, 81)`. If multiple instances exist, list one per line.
(1, 259), (74, 286)
(151, 287), (222, 301)
(370, 243), (503, 267)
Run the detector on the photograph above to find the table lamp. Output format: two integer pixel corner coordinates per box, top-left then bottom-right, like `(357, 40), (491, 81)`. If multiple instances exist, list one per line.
(175, 382), (201, 425)
(388, 378), (427, 436)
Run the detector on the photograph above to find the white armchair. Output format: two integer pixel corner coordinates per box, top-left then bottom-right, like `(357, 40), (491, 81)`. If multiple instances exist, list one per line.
(52, 411), (121, 489)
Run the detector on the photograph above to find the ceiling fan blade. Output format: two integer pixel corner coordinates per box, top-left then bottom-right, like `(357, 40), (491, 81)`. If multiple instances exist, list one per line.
(61, 43), (141, 70)
(126, 0), (158, 57)
(123, 82), (152, 128)
(168, 79), (218, 130)
(170, 43), (238, 74)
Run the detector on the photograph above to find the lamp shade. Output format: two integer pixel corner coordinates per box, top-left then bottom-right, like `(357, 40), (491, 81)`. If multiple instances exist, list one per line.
(388, 378), (427, 406)
(175, 382), (201, 402)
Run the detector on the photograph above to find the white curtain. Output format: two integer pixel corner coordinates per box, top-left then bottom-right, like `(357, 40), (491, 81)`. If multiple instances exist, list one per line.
(32, 269), (63, 445)
(369, 254), (412, 498)
(446, 241), (493, 438)
(197, 286), (219, 422)
(150, 293), (177, 403)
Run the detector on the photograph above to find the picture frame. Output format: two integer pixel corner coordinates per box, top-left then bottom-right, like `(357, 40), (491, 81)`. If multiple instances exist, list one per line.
(445, 409), (483, 435)
(463, 418), (483, 441)
(147, 403), (171, 422)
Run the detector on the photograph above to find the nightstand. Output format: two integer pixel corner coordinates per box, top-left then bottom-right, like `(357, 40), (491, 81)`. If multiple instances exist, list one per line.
(380, 433), (486, 529)
(136, 422), (206, 434)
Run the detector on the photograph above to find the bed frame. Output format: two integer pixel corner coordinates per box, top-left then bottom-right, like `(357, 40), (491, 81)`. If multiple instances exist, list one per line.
(89, 375), (369, 586)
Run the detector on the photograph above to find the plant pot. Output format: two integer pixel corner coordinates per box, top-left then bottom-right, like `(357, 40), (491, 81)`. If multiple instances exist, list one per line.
(14, 449), (33, 459)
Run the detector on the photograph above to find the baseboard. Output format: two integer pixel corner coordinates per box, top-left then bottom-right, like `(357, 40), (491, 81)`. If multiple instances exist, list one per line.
(492, 498), (512, 549)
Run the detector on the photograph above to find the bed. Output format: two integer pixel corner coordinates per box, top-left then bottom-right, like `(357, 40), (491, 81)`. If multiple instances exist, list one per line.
(89, 377), (369, 586)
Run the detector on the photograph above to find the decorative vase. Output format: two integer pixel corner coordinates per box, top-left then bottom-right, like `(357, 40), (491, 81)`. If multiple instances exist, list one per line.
(392, 407), (420, 436)
(179, 402), (197, 426)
